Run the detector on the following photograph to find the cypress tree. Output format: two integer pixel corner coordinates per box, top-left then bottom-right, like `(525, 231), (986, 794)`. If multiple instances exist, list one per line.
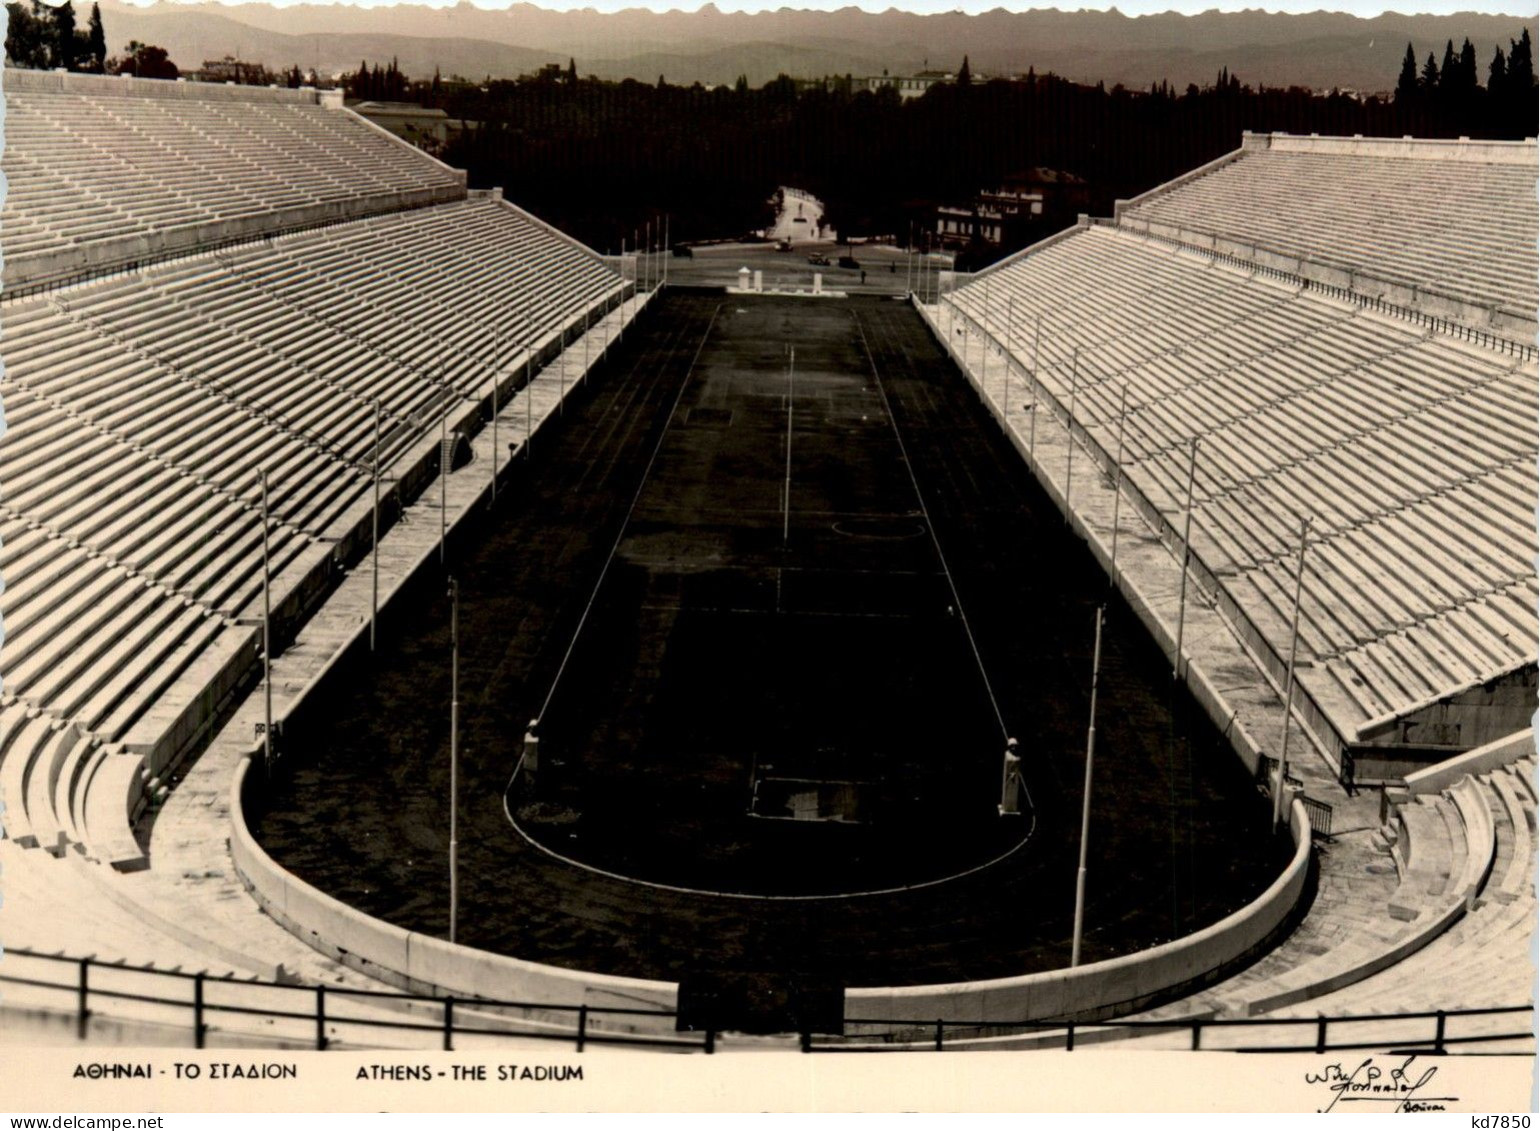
(1458, 38), (1477, 90)
(1438, 38), (1458, 89)
(54, 0), (77, 69)
(957, 54), (971, 87)
(1509, 27), (1535, 90)
(1395, 42), (1418, 101)
(86, 1), (103, 70)
(1420, 52), (1440, 89)
(1489, 44), (1507, 93)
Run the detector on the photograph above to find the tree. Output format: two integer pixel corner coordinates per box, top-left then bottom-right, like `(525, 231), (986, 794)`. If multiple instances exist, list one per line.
(567, 57), (577, 84)
(52, 0), (76, 68)
(5, 1), (51, 67)
(1420, 51), (1440, 89)
(1509, 27), (1535, 90)
(957, 54), (971, 87)
(1458, 38), (1477, 91)
(1438, 38), (1458, 90)
(1395, 42), (1418, 101)
(108, 39), (176, 79)
(85, 1), (105, 71)
(1489, 45), (1507, 93)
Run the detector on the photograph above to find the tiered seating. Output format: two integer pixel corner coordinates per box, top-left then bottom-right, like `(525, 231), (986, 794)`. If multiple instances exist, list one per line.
(0, 516), (249, 745)
(952, 223), (1538, 740)
(1263, 756), (1535, 1019)
(0, 70), (626, 885)
(0, 80), (463, 276)
(1122, 140), (1538, 319)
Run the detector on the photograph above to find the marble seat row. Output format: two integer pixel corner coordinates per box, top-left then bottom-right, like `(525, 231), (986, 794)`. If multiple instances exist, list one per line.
(953, 223), (1537, 737)
(0, 85), (464, 275)
(1261, 758), (1535, 1020)
(1123, 146), (1538, 318)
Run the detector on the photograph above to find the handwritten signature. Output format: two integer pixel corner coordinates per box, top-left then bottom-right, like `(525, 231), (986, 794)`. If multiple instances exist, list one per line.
(1304, 1055), (1457, 1113)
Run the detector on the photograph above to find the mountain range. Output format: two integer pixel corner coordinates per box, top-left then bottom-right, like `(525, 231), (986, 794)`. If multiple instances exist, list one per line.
(96, 2), (1539, 92)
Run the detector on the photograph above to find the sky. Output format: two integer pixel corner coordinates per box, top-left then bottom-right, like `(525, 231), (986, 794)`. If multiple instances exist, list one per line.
(123, 0), (1540, 16)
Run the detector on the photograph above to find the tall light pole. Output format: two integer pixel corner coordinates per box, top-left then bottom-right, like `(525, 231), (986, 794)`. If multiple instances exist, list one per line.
(439, 414), (447, 563)
(1173, 437), (1199, 680)
(260, 468), (272, 778)
(1063, 347), (1080, 521)
(491, 330), (500, 504)
(447, 576), (459, 945)
(1109, 382), (1129, 576)
(371, 403), (380, 647)
(1070, 605), (1106, 968)
(783, 346), (795, 549)
(1273, 518), (1311, 832)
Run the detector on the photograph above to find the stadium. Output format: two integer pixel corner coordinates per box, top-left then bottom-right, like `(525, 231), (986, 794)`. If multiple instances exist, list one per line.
(0, 68), (1535, 1057)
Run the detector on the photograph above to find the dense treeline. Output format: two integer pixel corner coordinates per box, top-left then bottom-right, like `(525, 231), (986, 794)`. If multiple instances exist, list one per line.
(6, 0), (106, 72)
(5, 0), (183, 78)
(431, 39), (1537, 258)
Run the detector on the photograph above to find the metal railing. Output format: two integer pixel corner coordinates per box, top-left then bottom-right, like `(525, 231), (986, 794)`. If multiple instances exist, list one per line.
(1255, 754), (1334, 836)
(1, 948), (702, 1053)
(1134, 229), (1537, 363)
(827, 1006), (1535, 1053)
(2, 948), (1529, 1055)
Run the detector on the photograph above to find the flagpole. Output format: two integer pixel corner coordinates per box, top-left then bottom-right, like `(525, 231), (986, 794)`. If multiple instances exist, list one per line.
(1063, 347), (1079, 521)
(1070, 605), (1106, 968)
(1109, 381), (1128, 576)
(371, 404), (381, 645)
(448, 576), (459, 945)
(1273, 518), (1311, 831)
(491, 330), (499, 503)
(261, 468), (272, 778)
(1174, 437), (1199, 680)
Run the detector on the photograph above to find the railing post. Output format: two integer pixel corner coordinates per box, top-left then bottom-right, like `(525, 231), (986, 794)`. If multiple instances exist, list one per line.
(1190, 1021), (1201, 1051)
(193, 973), (206, 1049)
(77, 958), (90, 1040)
(576, 1004), (588, 1052)
(1315, 1015), (1328, 1055)
(316, 985), (328, 1051)
(704, 1029), (716, 1055)
(1065, 1021), (1075, 1051)
(934, 1019), (944, 1051)
(1433, 1010), (1447, 1055)
(799, 1030), (812, 1053)
(443, 996), (455, 1052)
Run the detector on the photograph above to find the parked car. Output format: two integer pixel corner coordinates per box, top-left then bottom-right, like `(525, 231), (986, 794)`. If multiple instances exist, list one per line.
(776, 239), (793, 252)
(672, 243), (694, 258)
(838, 255), (860, 269)
(806, 253), (830, 266)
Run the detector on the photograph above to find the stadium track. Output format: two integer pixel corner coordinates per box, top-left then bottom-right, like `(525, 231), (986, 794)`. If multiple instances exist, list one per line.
(252, 290), (1291, 987)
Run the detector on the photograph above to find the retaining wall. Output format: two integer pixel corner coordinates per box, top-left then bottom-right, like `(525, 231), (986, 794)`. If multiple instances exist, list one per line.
(846, 802), (1312, 1024)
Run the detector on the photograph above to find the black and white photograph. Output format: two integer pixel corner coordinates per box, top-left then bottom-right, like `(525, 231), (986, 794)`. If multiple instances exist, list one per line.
(0, 0), (1534, 1114)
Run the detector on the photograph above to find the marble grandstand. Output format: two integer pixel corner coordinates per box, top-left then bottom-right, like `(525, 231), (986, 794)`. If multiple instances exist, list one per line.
(0, 68), (1533, 1053)
(0, 71), (632, 880)
(918, 129), (1536, 1047)
(949, 132), (1538, 784)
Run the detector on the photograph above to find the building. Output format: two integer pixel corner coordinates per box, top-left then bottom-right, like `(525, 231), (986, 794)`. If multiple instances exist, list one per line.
(935, 168), (1091, 249)
(862, 69), (954, 99)
(352, 101), (475, 154)
(193, 56), (274, 85)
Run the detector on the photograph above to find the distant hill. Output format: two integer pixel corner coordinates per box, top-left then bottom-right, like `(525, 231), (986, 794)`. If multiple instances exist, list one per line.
(97, 2), (1538, 92)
